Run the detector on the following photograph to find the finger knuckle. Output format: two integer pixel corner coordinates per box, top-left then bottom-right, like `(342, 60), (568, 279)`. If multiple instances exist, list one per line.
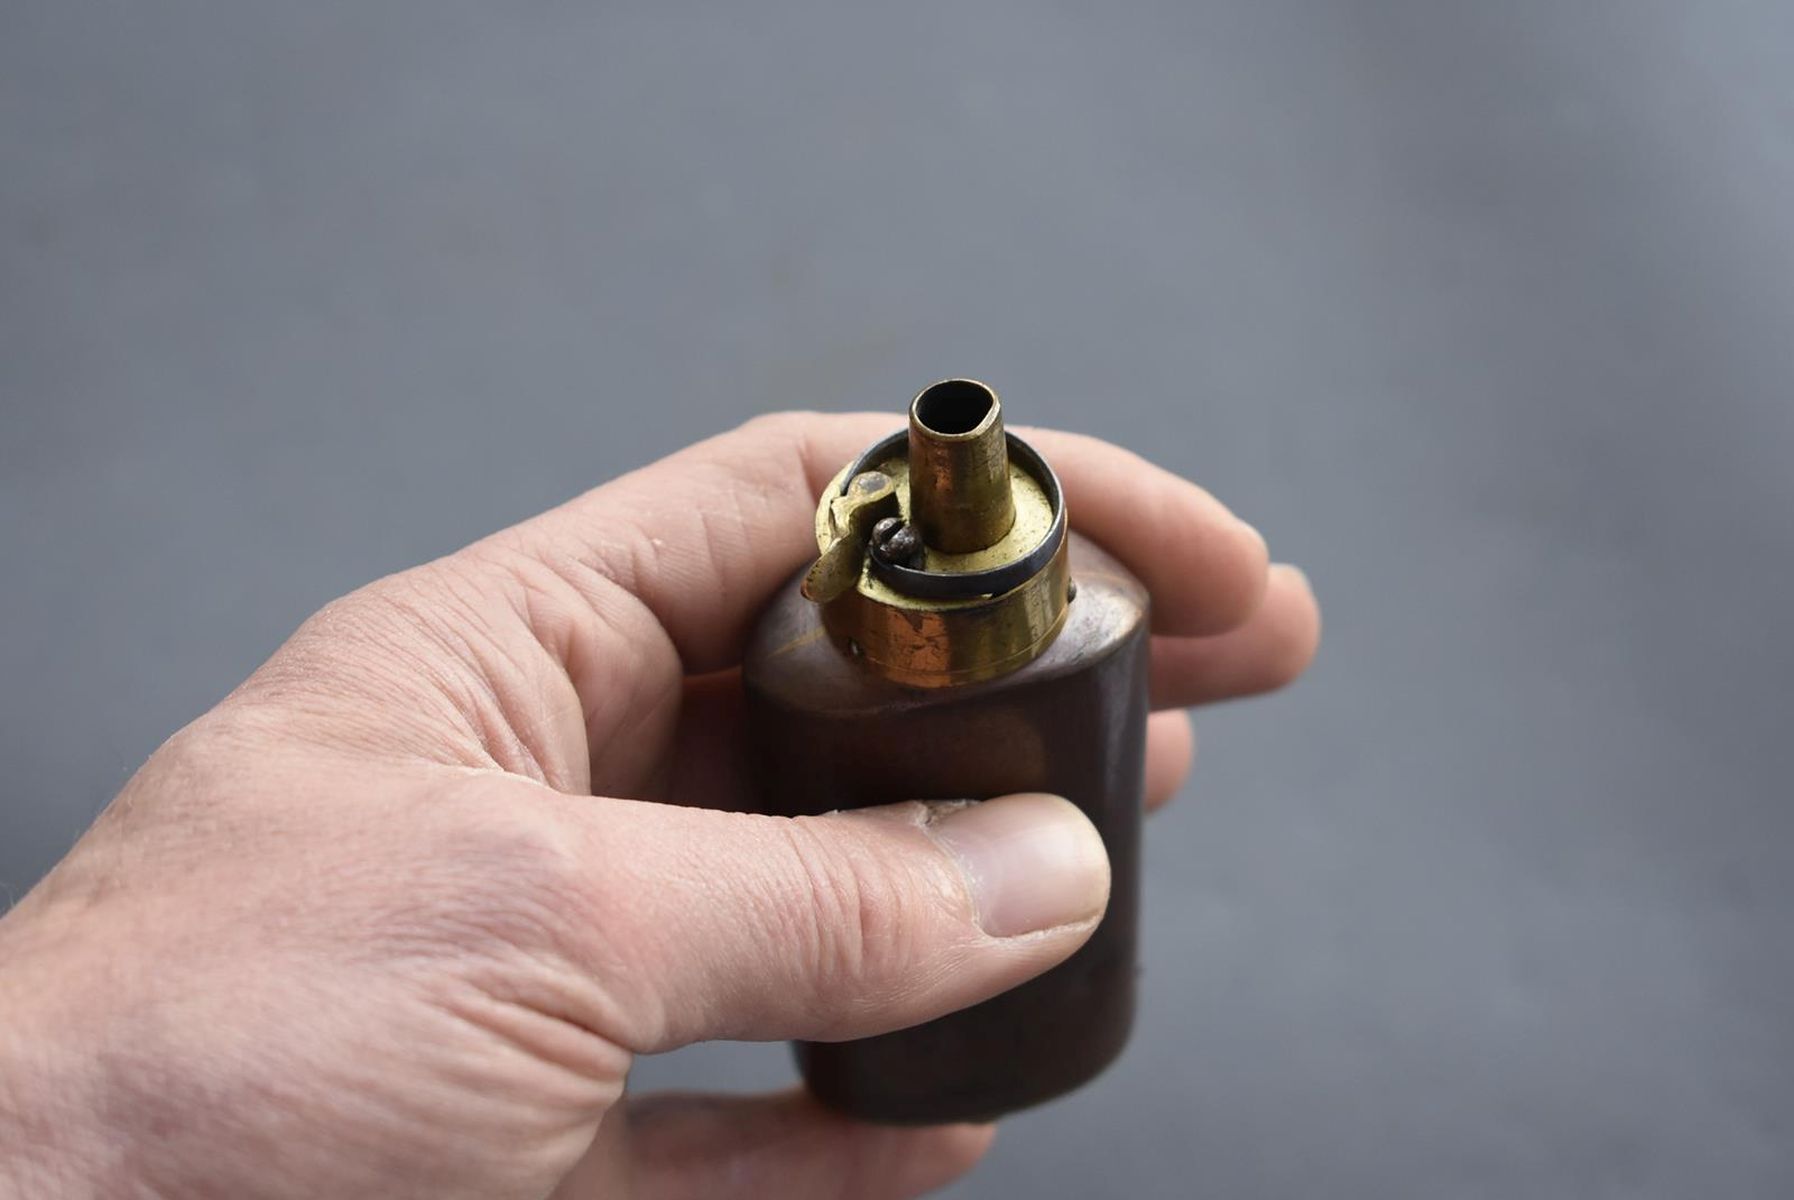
(392, 797), (594, 964)
(774, 819), (920, 998)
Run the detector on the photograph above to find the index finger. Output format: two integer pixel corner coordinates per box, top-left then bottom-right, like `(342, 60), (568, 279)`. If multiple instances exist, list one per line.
(1016, 424), (1269, 637)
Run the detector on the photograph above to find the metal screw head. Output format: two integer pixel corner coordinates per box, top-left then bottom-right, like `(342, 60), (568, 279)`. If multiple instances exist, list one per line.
(870, 519), (925, 568)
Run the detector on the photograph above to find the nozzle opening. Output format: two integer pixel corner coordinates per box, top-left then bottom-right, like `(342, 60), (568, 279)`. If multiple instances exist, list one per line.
(913, 379), (998, 438)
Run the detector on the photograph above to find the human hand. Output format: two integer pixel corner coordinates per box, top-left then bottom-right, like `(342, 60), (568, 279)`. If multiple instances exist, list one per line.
(0, 413), (1319, 1199)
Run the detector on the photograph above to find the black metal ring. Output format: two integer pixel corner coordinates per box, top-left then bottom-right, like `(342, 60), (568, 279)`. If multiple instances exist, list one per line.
(837, 429), (1067, 600)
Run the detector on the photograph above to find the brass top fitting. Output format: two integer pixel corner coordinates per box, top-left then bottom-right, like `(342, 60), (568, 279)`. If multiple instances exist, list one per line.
(800, 379), (1071, 688)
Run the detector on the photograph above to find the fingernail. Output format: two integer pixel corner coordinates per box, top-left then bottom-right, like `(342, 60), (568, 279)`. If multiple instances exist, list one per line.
(1273, 561), (1313, 595)
(923, 794), (1111, 938)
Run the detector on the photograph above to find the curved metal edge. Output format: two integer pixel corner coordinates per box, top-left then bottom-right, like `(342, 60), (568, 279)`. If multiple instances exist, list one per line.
(836, 429), (1067, 600)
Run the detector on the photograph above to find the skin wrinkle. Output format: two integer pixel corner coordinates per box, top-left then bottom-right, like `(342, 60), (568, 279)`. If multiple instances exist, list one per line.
(232, 690), (481, 770)
(418, 977), (631, 1109)
(715, 417), (832, 596)
(502, 543), (686, 797)
(93, 949), (377, 1196)
(673, 810), (1005, 1046)
(689, 495), (757, 619)
(770, 818), (879, 1019)
(132, 980), (540, 1198)
(529, 792), (737, 1052)
(424, 558), (579, 775)
(267, 689), (493, 773)
(374, 798), (604, 965)
(630, 447), (800, 666)
(417, 609), (558, 780)
(0, 945), (113, 1195)
(775, 819), (973, 1032)
(456, 523), (678, 796)
(146, 777), (628, 1156)
(398, 568), (563, 785)
(467, 540), (631, 795)
(230, 583), (499, 769)
(561, 802), (877, 1051)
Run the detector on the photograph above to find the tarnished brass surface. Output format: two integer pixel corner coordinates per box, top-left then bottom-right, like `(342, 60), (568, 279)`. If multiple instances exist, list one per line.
(809, 445), (1068, 688)
(800, 470), (899, 603)
(906, 379), (1016, 552)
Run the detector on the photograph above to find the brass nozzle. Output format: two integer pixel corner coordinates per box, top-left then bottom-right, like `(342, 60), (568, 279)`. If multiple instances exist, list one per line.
(907, 379), (1017, 553)
(800, 379), (1069, 686)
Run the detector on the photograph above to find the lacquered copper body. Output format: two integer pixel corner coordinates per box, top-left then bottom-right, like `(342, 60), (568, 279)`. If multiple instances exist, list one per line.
(742, 532), (1150, 1123)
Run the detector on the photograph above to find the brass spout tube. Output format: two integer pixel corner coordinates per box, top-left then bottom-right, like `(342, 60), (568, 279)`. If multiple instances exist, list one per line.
(907, 379), (1017, 553)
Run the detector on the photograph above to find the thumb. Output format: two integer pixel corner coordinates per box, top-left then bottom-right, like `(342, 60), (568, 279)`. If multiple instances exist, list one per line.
(549, 791), (1111, 1053)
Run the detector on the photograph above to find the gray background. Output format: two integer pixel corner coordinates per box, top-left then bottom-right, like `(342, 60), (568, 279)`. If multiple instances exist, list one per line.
(3, 2), (1791, 1196)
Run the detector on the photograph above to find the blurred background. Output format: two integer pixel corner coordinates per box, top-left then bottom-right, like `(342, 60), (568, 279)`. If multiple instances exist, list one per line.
(4, 2), (1791, 1195)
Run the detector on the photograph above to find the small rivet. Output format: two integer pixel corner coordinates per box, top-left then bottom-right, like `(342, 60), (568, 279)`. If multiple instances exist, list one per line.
(1066, 578), (1079, 602)
(847, 638), (864, 658)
